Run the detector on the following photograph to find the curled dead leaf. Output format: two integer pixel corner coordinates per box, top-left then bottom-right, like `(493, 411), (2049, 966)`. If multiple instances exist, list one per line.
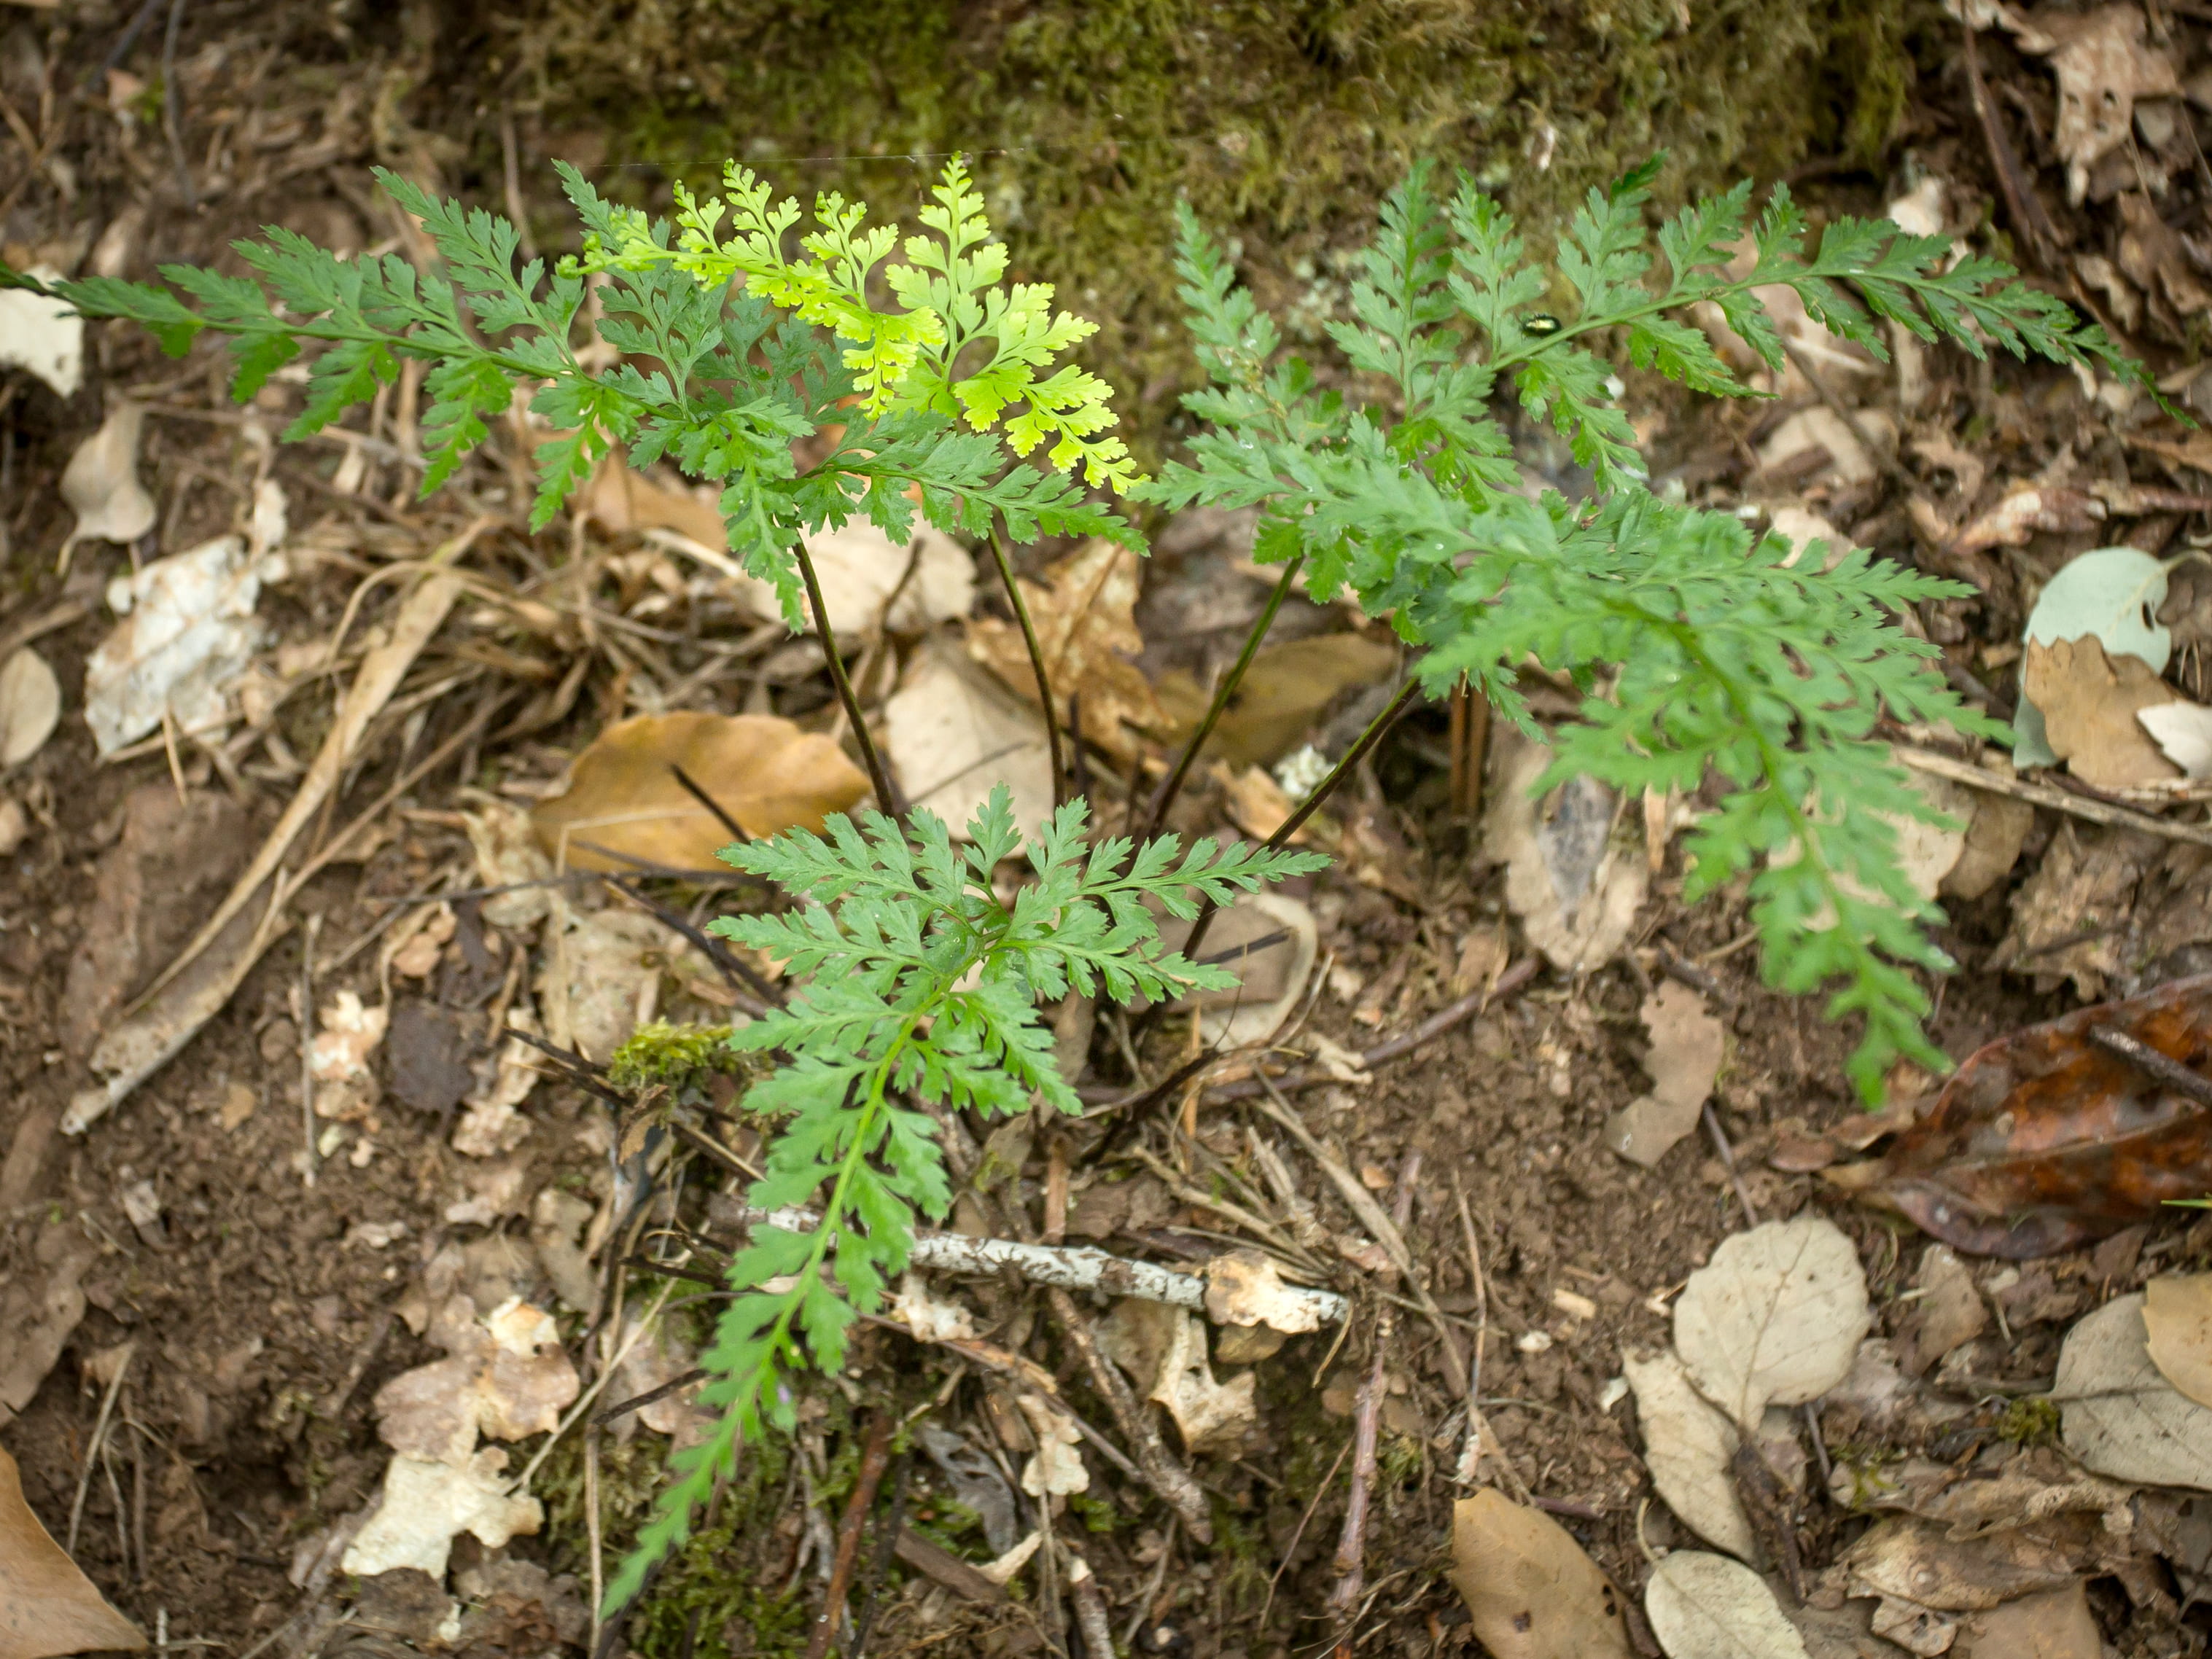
(1202, 1249), (1325, 1335)
(531, 711), (869, 873)
(58, 402), (156, 568)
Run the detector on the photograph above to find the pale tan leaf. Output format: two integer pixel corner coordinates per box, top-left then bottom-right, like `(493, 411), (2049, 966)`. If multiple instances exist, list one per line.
(1607, 982), (1726, 1168)
(2022, 635), (2181, 790)
(531, 711), (868, 873)
(0, 1445), (144, 1659)
(0, 269), (82, 399)
(1643, 1550), (1809, 1659)
(1447, 1490), (1633, 1658)
(1485, 726), (1647, 974)
(57, 402), (156, 567)
(970, 538), (1164, 762)
(1674, 1218), (1871, 1432)
(339, 1449), (542, 1580)
(0, 649), (60, 768)
(2139, 701), (2212, 779)
(1153, 632), (1399, 770)
(1954, 1581), (2101, 1659)
(1624, 1351), (1757, 1561)
(2141, 1275), (2212, 1410)
(2057, 1292), (2212, 1489)
(1202, 1249), (1325, 1335)
(1148, 1311), (1256, 1454)
(884, 642), (1053, 838)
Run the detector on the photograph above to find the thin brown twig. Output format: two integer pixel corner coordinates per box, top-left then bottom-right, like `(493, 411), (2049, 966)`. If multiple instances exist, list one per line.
(1044, 1287), (1214, 1542)
(806, 1410), (897, 1659)
(1778, 340), (1919, 496)
(1960, 20), (2060, 266)
(2090, 1026), (2212, 1108)
(985, 520), (1067, 810)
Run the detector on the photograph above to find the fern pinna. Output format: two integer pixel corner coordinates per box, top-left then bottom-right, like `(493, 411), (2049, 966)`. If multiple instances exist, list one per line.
(34, 150), (2150, 1601)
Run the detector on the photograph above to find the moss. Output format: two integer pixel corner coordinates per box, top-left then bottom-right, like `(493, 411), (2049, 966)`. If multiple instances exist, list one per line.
(456, 0), (1914, 464)
(607, 1020), (756, 1101)
(1997, 1395), (2061, 1448)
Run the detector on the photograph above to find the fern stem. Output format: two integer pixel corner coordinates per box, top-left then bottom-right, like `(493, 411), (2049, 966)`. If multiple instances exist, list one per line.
(1136, 553), (1306, 843)
(795, 536), (904, 815)
(985, 518), (1067, 809)
(1181, 674), (1420, 963)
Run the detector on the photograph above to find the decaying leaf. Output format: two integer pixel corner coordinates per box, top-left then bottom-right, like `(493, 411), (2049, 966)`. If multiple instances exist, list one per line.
(1831, 1512), (2111, 1612)
(1154, 633), (1401, 769)
(340, 1448), (542, 1581)
(1643, 1550), (1809, 1659)
(970, 539), (1165, 762)
(2139, 700), (2212, 778)
(1834, 1446), (2134, 1542)
(1675, 1217), (1870, 1432)
(373, 1293), (580, 1466)
(2144, 1275), (2212, 1410)
(2056, 1292), (2212, 1490)
(1896, 1246), (1988, 1380)
(83, 533), (279, 755)
(1940, 761), (2034, 902)
(1158, 890), (1317, 1047)
(2012, 544), (2170, 769)
(530, 711), (869, 873)
(606, 1311), (712, 1448)
(884, 641), (1053, 838)
(1486, 726), (1647, 974)
(1756, 405), (1895, 486)
(0, 268), (82, 399)
(0, 1225), (94, 1430)
(2013, 4), (2181, 203)
(311, 989), (388, 1125)
(1148, 1311), (1257, 1455)
(464, 802), (557, 930)
(57, 402), (156, 568)
(1202, 1249), (1325, 1335)
(1447, 1490), (1633, 1658)
(2022, 635), (2181, 790)
(1953, 485), (2103, 563)
(1832, 974), (2212, 1257)
(0, 650), (60, 770)
(1624, 1350), (1759, 1561)
(1985, 819), (2150, 999)
(0, 1444), (145, 1659)
(1607, 980), (1726, 1168)
(892, 1273), (981, 1343)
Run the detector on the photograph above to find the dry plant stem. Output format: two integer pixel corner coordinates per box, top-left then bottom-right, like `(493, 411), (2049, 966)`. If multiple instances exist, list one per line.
(1065, 1552), (1116, 1659)
(1181, 675), (1420, 963)
(1325, 1313), (1390, 1634)
(806, 1411), (897, 1659)
(721, 1202), (1348, 1324)
(1703, 1102), (1761, 1225)
(2090, 1026), (2212, 1107)
(67, 1341), (133, 1555)
(1961, 20), (2060, 266)
(1894, 748), (2212, 851)
(793, 536), (903, 815)
(1779, 340), (1920, 496)
(1138, 554), (1306, 842)
(986, 519), (1067, 809)
(849, 1453), (911, 1658)
(298, 913), (322, 1188)
(1045, 1286), (1215, 1542)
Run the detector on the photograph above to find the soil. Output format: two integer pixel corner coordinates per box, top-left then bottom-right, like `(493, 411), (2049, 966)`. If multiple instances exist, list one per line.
(6, 3), (2212, 1659)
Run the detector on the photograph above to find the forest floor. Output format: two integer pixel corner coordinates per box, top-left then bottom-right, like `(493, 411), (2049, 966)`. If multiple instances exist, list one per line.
(5, 5), (2212, 1659)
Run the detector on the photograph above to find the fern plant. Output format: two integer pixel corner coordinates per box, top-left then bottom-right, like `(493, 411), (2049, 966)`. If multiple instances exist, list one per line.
(1137, 157), (2151, 1098)
(25, 149), (2159, 1606)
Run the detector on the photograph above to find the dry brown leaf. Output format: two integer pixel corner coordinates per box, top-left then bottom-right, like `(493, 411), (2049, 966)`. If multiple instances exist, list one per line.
(1015, 1395), (1089, 1497)
(2142, 1275), (2212, 1409)
(0, 649), (59, 769)
(340, 1448), (541, 1580)
(1154, 633), (1400, 770)
(1950, 486), (2103, 556)
(1953, 1582), (2100, 1659)
(1606, 980), (1726, 1168)
(1756, 406), (1896, 486)
(2118, 192), (2212, 325)
(1218, 762), (1310, 844)
(1675, 1217), (1871, 1432)
(1158, 890), (1317, 1047)
(969, 539), (1164, 762)
(0, 1443), (144, 1659)
(1896, 1246), (1987, 1380)
(2014, 7), (2181, 202)
(1448, 1490), (1633, 1658)
(531, 711), (868, 873)
(2056, 1292), (2212, 1489)
(1148, 1311), (1257, 1455)
(2022, 634), (2182, 789)
(373, 1293), (580, 1466)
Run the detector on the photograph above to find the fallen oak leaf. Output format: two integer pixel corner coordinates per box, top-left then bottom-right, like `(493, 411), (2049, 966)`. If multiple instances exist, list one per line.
(0, 1443), (144, 1659)
(1674, 1217), (1871, 1432)
(530, 711), (869, 873)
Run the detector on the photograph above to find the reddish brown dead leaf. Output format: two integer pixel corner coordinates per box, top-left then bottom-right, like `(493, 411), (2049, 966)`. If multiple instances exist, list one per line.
(532, 712), (869, 873)
(1834, 973), (2212, 1257)
(0, 1445), (144, 1659)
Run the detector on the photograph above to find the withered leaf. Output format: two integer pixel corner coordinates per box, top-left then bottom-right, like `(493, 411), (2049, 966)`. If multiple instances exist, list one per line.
(1837, 973), (2212, 1257)
(1448, 1490), (1632, 1658)
(532, 711), (869, 873)
(2022, 634), (2181, 790)
(0, 1445), (144, 1659)
(970, 538), (1164, 762)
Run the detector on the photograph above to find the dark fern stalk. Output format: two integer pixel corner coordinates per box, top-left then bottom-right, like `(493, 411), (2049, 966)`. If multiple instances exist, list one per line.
(984, 517), (1068, 808)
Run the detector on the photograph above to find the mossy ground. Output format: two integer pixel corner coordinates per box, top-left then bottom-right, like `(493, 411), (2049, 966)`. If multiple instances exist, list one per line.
(441, 0), (1921, 465)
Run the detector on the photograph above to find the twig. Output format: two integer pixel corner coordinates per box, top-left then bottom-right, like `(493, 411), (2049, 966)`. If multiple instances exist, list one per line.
(68, 1344), (134, 1556)
(1960, 19), (2060, 267)
(719, 1203), (1347, 1325)
(2089, 1026), (2212, 1108)
(806, 1411), (896, 1659)
(160, 0), (195, 209)
(1324, 1312), (1390, 1641)
(1450, 1175), (1490, 1481)
(669, 762), (751, 846)
(985, 520), (1066, 811)
(794, 537), (903, 815)
(1065, 1550), (1116, 1659)
(298, 914), (322, 1187)
(1045, 1287), (1214, 1542)
(1894, 745), (2212, 851)
(1181, 674), (1420, 961)
(849, 1452), (911, 1658)
(593, 1367), (708, 1427)
(1704, 1103), (1761, 1225)
(1138, 555), (1306, 841)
